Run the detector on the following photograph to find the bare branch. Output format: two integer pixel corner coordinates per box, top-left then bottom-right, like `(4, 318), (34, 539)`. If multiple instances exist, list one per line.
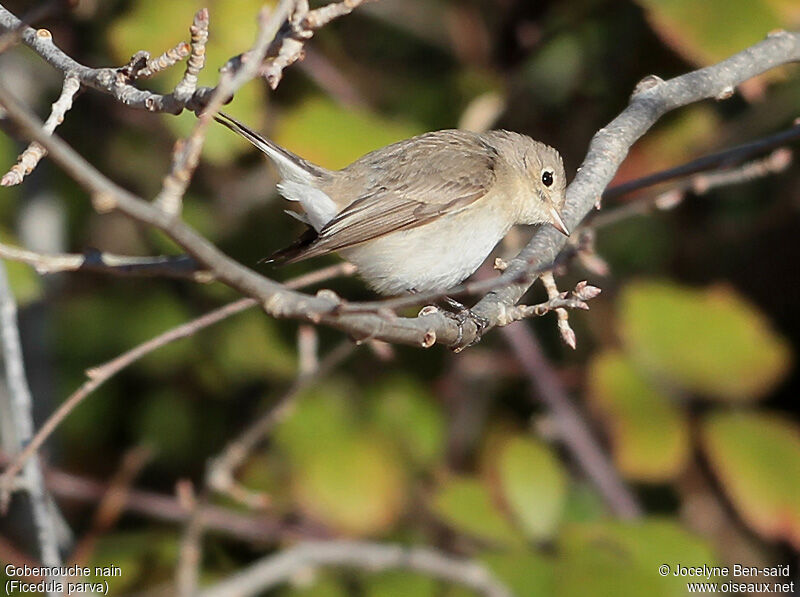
(67, 446), (153, 566)
(0, 13), (797, 352)
(601, 121), (800, 202)
(120, 43), (191, 81)
(0, 260), (63, 587)
(0, 242), (208, 280)
(196, 540), (512, 597)
(0, 262), (354, 512)
(259, 0), (373, 88)
(172, 9), (209, 103)
(0, 451), (326, 544)
(179, 337), (356, 595)
(496, 280), (601, 327)
(1, 75), (79, 186)
(593, 144), (795, 230)
(153, 1), (296, 216)
(463, 31), (800, 350)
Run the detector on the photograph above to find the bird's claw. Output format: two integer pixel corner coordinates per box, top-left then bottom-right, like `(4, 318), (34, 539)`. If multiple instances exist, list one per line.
(442, 297), (488, 351)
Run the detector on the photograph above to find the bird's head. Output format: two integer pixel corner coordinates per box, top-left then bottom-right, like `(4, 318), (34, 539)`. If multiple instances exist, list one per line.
(491, 131), (569, 235)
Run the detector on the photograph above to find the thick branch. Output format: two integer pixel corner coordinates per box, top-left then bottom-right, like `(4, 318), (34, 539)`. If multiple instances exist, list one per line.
(0, 22), (797, 350)
(464, 31), (800, 348)
(0, 260), (63, 589)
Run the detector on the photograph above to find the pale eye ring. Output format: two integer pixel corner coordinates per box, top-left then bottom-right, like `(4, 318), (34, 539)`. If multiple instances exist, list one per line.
(541, 169), (555, 187)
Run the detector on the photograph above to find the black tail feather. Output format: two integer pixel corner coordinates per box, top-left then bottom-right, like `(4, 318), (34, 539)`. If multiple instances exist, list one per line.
(260, 226), (319, 264)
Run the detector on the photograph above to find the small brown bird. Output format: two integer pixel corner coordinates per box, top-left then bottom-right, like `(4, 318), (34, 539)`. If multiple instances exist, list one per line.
(216, 113), (569, 295)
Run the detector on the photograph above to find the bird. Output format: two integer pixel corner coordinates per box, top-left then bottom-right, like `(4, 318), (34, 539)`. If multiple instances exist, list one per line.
(215, 112), (569, 297)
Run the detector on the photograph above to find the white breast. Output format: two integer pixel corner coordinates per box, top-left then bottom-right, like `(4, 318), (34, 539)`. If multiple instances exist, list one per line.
(343, 202), (511, 295)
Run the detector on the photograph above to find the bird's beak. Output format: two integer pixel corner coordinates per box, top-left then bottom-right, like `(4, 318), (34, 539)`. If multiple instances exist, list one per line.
(549, 207), (570, 236)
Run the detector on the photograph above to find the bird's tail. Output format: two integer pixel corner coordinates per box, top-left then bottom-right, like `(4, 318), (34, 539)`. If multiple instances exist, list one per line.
(214, 112), (329, 183)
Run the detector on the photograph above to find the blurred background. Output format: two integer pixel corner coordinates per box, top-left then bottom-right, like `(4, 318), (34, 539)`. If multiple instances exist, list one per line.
(0, 0), (799, 595)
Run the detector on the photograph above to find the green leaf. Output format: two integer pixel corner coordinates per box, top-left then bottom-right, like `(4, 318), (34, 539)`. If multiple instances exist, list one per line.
(481, 550), (554, 597)
(90, 531), (178, 592)
(135, 391), (196, 466)
(636, 0), (783, 66)
(557, 519), (716, 597)
(561, 484), (607, 524)
(291, 433), (407, 536)
(431, 477), (523, 547)
(213, 309), (296, 380)
(6, 258), (43, 305)
(364, 571), (437, 597)
(619, 281), (791, 401)
(273, 96), (424, 170)
(495, 436), (568, 541)
(702, 412), (800, 548)
(274, 382), (357, 465)
(368, 375), (446, 470)
(587, 350), (690, 481)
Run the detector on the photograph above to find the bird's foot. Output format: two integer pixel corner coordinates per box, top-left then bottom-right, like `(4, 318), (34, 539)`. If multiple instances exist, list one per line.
(442, 297), (488, 350)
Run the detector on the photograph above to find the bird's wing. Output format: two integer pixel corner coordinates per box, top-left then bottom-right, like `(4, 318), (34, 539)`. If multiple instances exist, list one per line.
(271, 131), (498, 263)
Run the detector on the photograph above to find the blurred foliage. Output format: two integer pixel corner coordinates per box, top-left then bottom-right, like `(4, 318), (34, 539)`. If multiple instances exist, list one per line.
(636, 0), (786, 65)
(588, 350), (690, 482)
(274, 96), (424, 169)
(702, 412), (800, 549)
(0, 0), (799, 595)
(620, 281), (791, 401)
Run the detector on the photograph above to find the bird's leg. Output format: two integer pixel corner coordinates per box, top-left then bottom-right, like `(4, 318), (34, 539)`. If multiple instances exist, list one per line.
(442, 296), (489, 336)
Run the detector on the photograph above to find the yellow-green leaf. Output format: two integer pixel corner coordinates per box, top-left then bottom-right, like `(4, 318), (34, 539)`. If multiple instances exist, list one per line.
(273, 96), (424, 170)
(702, 412), (800, 548)
(481, 550), (553, 597)
(364, 571), (437, 597)
(274, 382), (357, 465)
(636, 0), (783, 66)
(495, 436), (567, 541)
(587, 350), (690, 482)
(291, 433), (407, 536)
(6, 258), (43, 306)
(368, 375), (445, 469)
(213, 309), (296, 380)
(557, 519), (716, 597)
(619, 281), (791, 401)
(431, 477), (523, 547)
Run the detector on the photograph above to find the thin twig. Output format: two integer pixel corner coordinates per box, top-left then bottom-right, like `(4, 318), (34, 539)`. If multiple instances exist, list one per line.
(592, 147), (794, 229)
(0, 259), (63, 590)
(601, 122), (800, 201)
(1, 75), (79, 186)
(120, 43), (191, 81)
(175, 488), (205, 597)
(0, 262), (354, 512)
(259, 0), (375, 88)
(172, 9), (209, 103)
(196, 540), (512, 597)
(496, 280), (601, 326)
(154, 0), (294, 216)
(0, 242), (208, 280)
(67, 446), (153, 566)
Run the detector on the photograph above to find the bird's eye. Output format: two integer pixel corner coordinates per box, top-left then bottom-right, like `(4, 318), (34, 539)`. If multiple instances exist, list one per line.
(541, 169), (555, 187)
